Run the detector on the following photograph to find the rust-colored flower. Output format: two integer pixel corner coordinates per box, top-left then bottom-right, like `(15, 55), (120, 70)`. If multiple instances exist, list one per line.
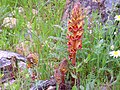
(67, 3), (85, 66)
(54, 59), (68, 89)
(26, 53), (39, 68)
(54, 66), (62, 84)
(59, 59), (68, 74)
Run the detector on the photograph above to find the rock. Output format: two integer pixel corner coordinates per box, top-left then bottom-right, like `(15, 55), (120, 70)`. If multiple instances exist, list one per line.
(47, 86), (56, 90)
(0, 50), (27, 83)
(0, 50), (27, 62)
(30, 78), (56, 90)
(0, 58), (11, 69)
(0, 58), (16, 83)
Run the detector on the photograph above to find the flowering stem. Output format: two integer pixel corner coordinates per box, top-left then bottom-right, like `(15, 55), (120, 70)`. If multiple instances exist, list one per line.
(72, 51), (76, 66)
(67, 2), (85, 86)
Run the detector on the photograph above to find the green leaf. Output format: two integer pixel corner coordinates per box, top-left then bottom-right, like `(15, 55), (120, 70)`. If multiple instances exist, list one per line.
(72, 86), (78, 90)
(86, 83), (90, 90)
(77, 62), (83, 69)
(70, 72), (77, 79)
(0, 73), (4, 78)
(80, 85), (84, 90)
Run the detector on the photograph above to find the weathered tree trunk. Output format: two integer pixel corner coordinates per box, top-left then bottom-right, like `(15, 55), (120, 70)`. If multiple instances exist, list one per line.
(61, 0), (117, 24)
(61, 0), (81, 22)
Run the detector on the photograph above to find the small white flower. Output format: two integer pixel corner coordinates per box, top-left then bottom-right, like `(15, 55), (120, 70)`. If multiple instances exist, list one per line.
(0, 29), (2, 32)
(32, 9), (38, 15)
(110, 45), (114, 50)
(84, 59), (88, 63)
(8, 10), (16, 16)
(109, 50), (120, 58)
(114, 32), (117, 35)
(89, 30), (92, 34)
(18, 7), (24, 13)
(27, 22), (32, 29)
(3, 17), (17, 28)
(115, 15), (120, 21)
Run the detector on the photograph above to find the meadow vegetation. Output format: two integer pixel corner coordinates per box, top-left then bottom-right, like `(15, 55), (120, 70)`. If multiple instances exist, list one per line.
(0, 0), (120, 90)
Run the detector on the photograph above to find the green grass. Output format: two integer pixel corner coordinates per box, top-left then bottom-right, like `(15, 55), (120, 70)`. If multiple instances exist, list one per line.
(0, 0), (120, 90)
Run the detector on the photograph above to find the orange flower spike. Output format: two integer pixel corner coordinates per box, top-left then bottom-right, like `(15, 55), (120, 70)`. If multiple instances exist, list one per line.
(67, 3), (84, 66)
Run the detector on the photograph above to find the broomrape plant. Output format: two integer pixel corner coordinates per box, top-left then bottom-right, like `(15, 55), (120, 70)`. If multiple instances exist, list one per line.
(67, 3), (85, 66)
(67, 3), (85, 87)
(54, 3), (85, 89)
